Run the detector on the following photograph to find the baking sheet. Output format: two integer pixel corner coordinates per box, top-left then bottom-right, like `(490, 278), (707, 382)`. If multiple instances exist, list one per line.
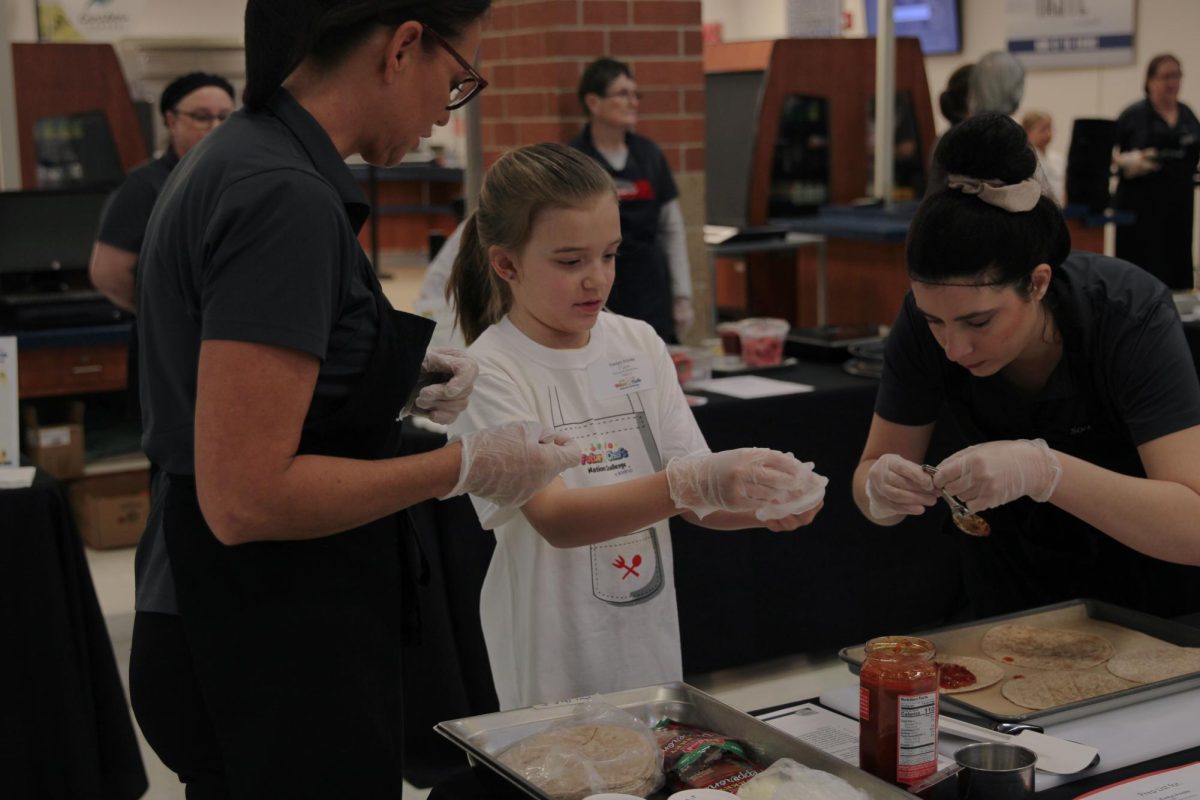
(839, 599), (1200, 726)
(435, 681), (914, 800)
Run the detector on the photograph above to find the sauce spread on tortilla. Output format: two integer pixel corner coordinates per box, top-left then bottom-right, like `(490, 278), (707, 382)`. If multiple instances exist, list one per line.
(1003, 656), (1015, 663)
(939, 663), (977, 689)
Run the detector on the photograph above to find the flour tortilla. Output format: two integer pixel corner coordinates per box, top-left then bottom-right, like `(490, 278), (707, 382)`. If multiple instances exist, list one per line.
(981, 623), (1115, 670)
(938, 655), (1006, 694)
(498, 724), (660, 800)
(1106, 645), (1200, 684)
(1000, 671), (1130, 710)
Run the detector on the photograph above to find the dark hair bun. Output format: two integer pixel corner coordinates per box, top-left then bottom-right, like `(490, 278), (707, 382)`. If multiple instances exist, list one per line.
(934, 111), (1036, 184)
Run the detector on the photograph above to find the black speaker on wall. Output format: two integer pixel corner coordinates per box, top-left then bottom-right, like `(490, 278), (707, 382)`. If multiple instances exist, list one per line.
(1066, 118), (1117, 213)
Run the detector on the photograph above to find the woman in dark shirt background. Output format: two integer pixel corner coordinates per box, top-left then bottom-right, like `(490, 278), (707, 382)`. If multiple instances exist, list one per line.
(1114, 53), (1200, 290)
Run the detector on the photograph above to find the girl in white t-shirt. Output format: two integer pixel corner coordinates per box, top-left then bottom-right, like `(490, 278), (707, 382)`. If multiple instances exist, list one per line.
(446, 143), (827, 710)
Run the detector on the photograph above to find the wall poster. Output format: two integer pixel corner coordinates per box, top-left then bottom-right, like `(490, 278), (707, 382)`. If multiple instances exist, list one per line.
(1006, 0), (1136, 69)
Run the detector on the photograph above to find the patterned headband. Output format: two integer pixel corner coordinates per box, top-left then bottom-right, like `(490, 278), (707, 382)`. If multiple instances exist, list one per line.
(946, 174), (1043, 212)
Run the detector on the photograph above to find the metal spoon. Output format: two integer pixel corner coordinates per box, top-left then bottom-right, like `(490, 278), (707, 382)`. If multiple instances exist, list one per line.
(922, 465), (991, 537)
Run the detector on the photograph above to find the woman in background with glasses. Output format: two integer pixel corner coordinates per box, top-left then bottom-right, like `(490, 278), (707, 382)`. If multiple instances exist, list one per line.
(89, 73), (235, 423)
(569, 57), (695, 343)
(1114, 53), (1200, 290)
(127, 2), (582, 797)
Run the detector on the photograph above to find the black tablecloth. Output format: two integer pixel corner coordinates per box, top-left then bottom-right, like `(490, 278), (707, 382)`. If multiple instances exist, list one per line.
(0, 469), (148, 799)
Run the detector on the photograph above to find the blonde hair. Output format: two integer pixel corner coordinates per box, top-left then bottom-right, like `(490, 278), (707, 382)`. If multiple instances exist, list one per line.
(1020, 110), (1051, 133)
(448, 143), (617, 345)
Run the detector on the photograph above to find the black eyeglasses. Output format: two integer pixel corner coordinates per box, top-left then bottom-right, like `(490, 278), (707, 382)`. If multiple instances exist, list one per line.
(603, 89), (642, 102)
(173, 109), (232, 128)
(422, 24), (488, 110)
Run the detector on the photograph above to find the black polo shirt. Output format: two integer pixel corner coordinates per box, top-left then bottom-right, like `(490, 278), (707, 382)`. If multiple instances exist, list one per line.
(569, 125), (678, 246)
(138, 88), (379, 477)
(97, 148), (179, 253)
(877, 252), (1200, 466)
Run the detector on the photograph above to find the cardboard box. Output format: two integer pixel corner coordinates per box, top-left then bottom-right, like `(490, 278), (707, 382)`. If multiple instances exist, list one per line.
(23, 401), (85, 479)
(69, 467), (150, 549)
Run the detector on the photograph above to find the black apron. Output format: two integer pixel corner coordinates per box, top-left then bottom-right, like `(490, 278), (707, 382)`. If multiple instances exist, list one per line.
(610, 233), (674, 342)
(943, 349), (1200, 620)
(162, 279), (434, 797)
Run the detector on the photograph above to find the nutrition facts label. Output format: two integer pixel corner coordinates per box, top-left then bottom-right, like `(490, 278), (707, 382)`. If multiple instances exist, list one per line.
(896, 691), (938, 781)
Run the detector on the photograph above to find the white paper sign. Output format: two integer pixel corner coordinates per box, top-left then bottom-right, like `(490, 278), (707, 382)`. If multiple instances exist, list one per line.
(1006, 0), (1135, 69)
(0, 338), (19, 468)
(37, 0), (147, 42)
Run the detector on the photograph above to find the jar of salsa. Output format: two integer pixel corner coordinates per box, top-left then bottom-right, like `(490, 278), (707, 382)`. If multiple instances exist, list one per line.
(858, 636), (939, 787)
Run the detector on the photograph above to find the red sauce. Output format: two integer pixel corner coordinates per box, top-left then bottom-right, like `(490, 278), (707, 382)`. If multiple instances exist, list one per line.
(860, 637), (939, 787)
(1003, 656), (1015, 663)
(740, 335), (785, 367)
(938, 663), (977, 690)
(1013, 674), (1025, 680)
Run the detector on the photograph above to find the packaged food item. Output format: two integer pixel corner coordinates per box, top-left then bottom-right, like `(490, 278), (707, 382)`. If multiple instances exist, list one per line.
(858, 636), (939, 787)
(654, 719), (761, 794)
(737, 318), (790, 367)
(737, 758), (868, 800)
(498, 700), (663, 800)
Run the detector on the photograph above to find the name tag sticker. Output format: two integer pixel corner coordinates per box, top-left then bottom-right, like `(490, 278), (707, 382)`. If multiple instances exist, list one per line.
(587, 353), (656, 398)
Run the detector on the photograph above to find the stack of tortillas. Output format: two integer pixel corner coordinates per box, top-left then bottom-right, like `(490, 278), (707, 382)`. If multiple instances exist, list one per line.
(498, 724), (661, 800)
(1106, 645), (1200, 684)
(980, 623), (1127, 710)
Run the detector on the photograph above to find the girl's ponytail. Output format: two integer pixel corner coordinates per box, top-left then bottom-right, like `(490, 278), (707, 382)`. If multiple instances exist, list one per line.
(448, 213), (509, 346)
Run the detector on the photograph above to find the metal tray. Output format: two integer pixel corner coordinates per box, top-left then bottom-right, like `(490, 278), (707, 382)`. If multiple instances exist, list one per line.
(435, 681), (913, 800)
(839, 599), (1200, 727)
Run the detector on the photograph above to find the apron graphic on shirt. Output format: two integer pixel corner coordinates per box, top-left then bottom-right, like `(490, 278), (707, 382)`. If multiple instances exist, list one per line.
(550, 388), (665, 606)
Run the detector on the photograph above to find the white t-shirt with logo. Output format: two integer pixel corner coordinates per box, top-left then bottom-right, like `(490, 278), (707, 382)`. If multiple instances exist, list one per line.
(449, 312), (709, 710)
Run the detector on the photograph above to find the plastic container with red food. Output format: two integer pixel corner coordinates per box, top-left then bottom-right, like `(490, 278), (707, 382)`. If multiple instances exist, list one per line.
(737, 318), (790, 367)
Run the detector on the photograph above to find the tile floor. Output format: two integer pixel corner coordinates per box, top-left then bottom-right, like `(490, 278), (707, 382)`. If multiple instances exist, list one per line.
(82, 254), (857, 799)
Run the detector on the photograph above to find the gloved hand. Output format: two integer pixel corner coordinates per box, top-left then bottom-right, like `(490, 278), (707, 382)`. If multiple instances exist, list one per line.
(1114, 148), (1160, 178)
(864, 454), (939, 520)
(409, 346), (478, 425)
(934, 439), (1062, 512)
(754, 460), (828, 521)
(443, 421), (581, 507)
(673, 296), (695, 342)
(666, 448), (813, 519)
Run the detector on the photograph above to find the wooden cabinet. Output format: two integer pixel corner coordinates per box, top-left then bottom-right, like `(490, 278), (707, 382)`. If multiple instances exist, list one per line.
(18, 343), (128, 399)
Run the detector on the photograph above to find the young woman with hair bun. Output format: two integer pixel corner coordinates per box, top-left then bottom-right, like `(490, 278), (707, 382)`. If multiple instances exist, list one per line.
(852, 113), (1200, 619)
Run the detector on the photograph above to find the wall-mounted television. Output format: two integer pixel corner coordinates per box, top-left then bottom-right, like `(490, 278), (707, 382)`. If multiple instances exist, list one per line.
(865, 0), (963, 56)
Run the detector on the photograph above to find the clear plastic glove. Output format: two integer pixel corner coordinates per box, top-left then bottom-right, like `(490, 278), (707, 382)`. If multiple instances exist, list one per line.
(443, 421), (581, 508)
(934, 438), (1062, 512)
(673, 296), (695, 342)
(864, 454), (939, 520)
(754, 459), (829, 521)
(409, 346), (478, 425)
(1114, 148), (1160, 178)
(666, 448), (809, 519)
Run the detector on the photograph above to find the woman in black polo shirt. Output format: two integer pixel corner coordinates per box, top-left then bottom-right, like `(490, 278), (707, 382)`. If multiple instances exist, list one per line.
(128, 1), (579, 796)
(852, 113), (1200, 620)
(569, 57), (694, 343)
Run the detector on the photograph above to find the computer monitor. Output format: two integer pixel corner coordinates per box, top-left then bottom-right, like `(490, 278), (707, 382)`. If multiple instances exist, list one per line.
(865, 0), (963, 56)
(33, 110), (124, 189)
(0, 189), (110, 275)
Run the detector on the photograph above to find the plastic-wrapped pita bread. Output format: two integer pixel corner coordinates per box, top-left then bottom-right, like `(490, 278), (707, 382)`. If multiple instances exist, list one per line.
(737, 758), (868, 800)
(497, 700), (663, 800)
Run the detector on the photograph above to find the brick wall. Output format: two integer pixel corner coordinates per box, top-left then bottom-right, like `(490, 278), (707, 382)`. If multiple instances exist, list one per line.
(479, 0), (712, 338)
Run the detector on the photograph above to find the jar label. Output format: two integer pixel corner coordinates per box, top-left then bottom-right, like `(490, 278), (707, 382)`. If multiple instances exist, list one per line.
(895, 691), (937, 783)
(859, 686), (870, 721)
